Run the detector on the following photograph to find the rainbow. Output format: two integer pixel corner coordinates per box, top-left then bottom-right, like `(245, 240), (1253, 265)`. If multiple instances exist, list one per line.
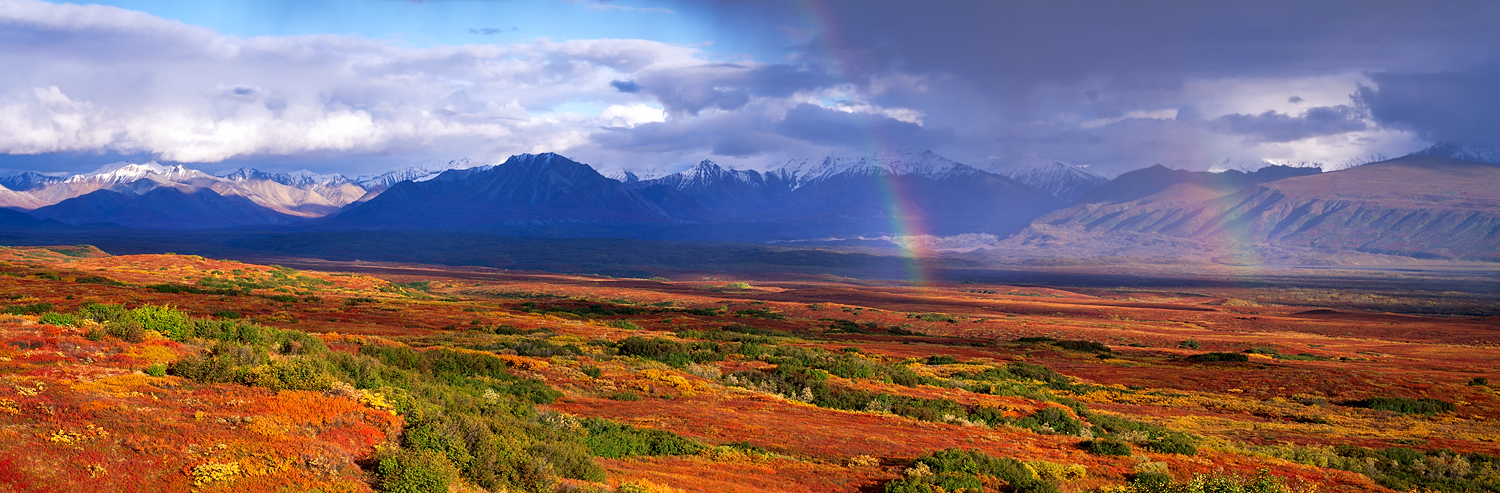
(794, 0), (935, 285)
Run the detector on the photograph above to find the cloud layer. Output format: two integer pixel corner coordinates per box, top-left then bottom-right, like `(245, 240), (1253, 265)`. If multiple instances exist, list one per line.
(2, 0), (1498, 175)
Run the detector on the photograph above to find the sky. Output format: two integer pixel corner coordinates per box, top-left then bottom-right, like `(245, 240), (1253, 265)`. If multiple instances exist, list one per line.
(2, 0), (1498, 177)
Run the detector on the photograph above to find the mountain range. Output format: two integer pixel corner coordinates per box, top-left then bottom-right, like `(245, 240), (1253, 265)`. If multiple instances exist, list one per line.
(996, 154), (1499, 261)
(0, 145), (1494, 263)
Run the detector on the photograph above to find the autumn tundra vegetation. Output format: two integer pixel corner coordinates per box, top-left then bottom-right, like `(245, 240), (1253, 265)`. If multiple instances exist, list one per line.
(0, 245), (1496, 492)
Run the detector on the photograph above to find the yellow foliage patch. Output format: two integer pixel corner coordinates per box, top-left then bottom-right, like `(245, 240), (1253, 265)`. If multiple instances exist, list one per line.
(496, 354), (550, 370)
(125, 344), (178, 365)
(616, 479), (688, 493)
(191, 461), (241, 485)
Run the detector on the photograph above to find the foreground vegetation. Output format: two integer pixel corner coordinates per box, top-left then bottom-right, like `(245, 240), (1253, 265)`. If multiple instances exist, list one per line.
(0, 245), (1496, 492)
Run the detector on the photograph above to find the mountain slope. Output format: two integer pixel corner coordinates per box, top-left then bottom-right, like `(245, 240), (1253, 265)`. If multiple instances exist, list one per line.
(30, 186), (302, 229)
(1072, 164), (1321, 205)
(1003, 156), (1500, 261)
(0, 184), (43, 210)
(326, 153), (672, 228)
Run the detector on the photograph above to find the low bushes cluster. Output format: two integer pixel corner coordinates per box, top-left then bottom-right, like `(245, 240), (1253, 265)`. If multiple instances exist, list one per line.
(146, 283), (243, 296)
(1253, 443), (1499, 491)
(1127, 470), (1292, 493)
(1080, 438), (1131, 456)
(579, 417), (702, 458)
(1188, 352), (1249, 363)
(1015, 337), (1111, 353)
(54, 301), (609, 492)
(518, 301), (645, 317)
(3, 302), (53, 315)
(725, 360), (1008, 428)
(1343, 396), (1455, 415)
(884, 448), (1059, 493)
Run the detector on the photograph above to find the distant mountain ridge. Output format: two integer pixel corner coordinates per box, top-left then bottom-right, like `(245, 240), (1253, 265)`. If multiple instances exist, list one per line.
(998, 155), (1500, 261)
(1070, 164), (1322, 206)
(613, 150), (1064, 237)
(326, 153), (672, 229)
(31, 186), (301, 229)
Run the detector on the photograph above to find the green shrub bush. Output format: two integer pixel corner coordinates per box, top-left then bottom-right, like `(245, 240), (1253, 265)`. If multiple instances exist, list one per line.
(1080, 439), (1131, 456)
(3, 302), (53, 315)
(38, 312), (78, 327)
(1344, 396), (1454, 415)
(377, 449), (460, 493)
(1144, 433), (1198, 456)
(925, 355), (960, 365)
(580, 418), (702, 458)
(1188, 352), (1249, 363)
(884, 448), (1057, 493)
(1125, 470), (1291, 493)
(1017, 407), (1084, 435)
(130, 305), (191, 340)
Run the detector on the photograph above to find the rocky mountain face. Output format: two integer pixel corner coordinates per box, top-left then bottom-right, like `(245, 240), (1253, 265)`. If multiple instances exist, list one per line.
(999, 155), (1500, 261)
(326, 153), (673, 228)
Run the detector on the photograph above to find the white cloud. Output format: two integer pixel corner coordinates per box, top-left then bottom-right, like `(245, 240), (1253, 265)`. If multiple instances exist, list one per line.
(598, 104), (666, 127)
(0, 0), (706, 169)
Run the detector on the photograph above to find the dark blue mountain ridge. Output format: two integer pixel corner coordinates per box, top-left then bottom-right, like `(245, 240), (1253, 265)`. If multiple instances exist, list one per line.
(323, 153), (673, 228)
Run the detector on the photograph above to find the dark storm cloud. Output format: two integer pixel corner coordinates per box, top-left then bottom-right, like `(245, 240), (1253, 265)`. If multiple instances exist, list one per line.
(1357, 60), (1500, 146)
(589, 109), (790, 158)
(630, 63), (835, 116)
(647, 0), (1500, 169)
(1208, 105), (1368, 143)
(674, 0), (1500, 84)
(590, 102), (953, 160)
(774, 104), (952, 149)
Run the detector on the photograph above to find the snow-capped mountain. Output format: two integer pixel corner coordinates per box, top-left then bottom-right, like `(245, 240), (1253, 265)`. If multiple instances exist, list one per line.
(979, 159), (1109, 203)
(327, 153), (671, 228)
(0, 171), (65, 192)
(594, 165), (668, 184)
(64, 161), (214, 185)
(354, 158), (490, 189)
(218, 168), (351, 187)
(620, 150), (1063, 235)
(768, 150), (979, 190)
(1408, 142), (1500, 165)
(656, 160), (783, 190)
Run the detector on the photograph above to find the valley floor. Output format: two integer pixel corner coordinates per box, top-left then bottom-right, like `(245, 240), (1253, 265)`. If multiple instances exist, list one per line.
(0, 245), (1496, 492)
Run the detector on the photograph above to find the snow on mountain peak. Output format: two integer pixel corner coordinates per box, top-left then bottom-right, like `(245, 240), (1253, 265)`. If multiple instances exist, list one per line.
(977, 158), (1109, 203)
(217, 168), (350, 187)
(770, 150), (975, 189)
(66, 161), (211, 184)
(594, 164), (668, 183)
(1409, 142), (1500, 165)
(355, 158), (488, 188)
